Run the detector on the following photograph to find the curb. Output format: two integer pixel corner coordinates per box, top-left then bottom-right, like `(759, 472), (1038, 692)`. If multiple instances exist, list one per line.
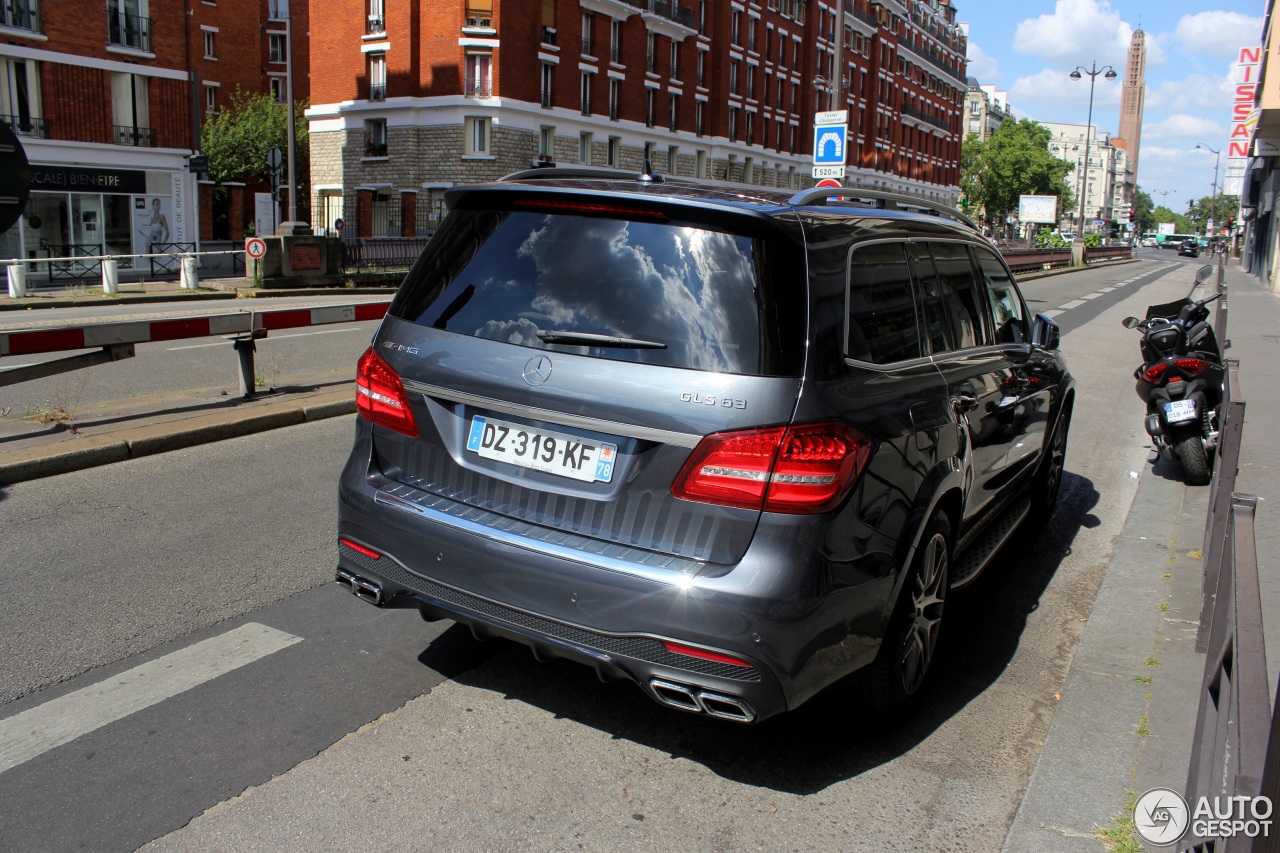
(0, 391), (356, 487)
(0, 286), (397, 312)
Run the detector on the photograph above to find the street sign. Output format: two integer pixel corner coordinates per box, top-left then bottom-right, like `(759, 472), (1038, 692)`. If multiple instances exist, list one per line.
(812, 166), (846, 179)
(813, 126), (847, 166)
(0, 119), (31, 236)
(815, 178), (842, 188)
(815, 110), (848, 126)
(267, 147), (283, 173)
(245, 237), (268, 259)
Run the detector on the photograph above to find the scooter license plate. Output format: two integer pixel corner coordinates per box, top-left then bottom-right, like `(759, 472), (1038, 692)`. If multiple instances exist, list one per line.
(1164, 399), (1198, 423)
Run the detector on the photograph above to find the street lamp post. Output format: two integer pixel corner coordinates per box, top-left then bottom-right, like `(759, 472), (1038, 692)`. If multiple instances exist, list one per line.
(1195, 143), (1221, 231)
(1069, 62), (1118, 241)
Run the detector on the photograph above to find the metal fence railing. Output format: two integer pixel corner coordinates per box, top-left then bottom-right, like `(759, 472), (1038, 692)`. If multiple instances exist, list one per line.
(1181, 256), (1280, 852)
(148, 242), (196, 276)
(45, 243), (103, 280)
(339, 237), (429, 273)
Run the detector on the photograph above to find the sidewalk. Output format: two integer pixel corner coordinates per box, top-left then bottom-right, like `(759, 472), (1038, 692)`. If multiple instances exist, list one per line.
(1005, 260), (1280, 851)
(0, 277), (393, 485)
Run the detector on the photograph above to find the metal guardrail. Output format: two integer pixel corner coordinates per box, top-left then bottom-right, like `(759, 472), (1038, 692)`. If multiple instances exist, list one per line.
(340, 236), (429, 273)
(1182, 256), (1280, 851)
(1000, 248), (1072, 273)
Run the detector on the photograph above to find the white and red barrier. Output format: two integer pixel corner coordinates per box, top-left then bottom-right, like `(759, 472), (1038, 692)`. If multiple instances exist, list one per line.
(0, 301), (391, 392)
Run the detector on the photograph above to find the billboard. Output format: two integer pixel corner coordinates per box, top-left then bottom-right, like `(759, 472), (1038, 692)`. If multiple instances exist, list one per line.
(1157, 222), (1176, 236)
(1018, 194), (1058, 224)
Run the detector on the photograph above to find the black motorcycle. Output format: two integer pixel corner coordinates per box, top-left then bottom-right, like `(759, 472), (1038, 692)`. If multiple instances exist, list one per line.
(1121, 267), (1224, 485)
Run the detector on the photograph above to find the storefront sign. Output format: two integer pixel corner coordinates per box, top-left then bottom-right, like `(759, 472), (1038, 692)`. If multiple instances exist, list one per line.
(28, 165), (146, 194)
(171, 172), (187, 243)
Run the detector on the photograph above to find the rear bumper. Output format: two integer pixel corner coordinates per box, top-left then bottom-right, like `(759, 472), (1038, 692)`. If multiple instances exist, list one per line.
(336, 434), (893, 723)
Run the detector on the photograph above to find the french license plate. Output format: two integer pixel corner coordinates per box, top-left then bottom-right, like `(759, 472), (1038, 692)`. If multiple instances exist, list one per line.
(466, 415), (617, 483)
(1164, 399), (1198, 423)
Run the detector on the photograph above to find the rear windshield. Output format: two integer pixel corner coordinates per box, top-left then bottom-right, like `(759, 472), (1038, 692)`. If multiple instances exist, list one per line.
(389, 208), (802, 376)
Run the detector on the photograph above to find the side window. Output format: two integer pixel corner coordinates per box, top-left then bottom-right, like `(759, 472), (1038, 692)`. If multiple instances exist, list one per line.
(906, 243), (953, 355)
(973, 248), (1027, 344)
(930, 242), (989, 347)
(847, 242), (923, 364)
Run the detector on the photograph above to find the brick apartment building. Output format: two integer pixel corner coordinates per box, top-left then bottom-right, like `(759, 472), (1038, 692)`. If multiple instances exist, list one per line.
(0, 0), (309, 271)
(307, 0), (966, 238)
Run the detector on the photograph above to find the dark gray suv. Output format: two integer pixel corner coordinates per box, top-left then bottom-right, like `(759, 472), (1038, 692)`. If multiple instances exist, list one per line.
(336, 167), (1074, 723)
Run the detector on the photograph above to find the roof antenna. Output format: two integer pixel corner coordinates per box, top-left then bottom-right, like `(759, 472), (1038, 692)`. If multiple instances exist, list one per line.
(639, 158), (664, 183)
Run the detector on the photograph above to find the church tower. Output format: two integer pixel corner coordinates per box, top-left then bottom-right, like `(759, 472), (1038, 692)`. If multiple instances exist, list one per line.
(1117, 29), (1147, 184)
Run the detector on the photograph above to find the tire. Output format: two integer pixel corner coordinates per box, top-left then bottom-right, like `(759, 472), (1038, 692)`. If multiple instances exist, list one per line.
(1175, 431), (1212, 486)
(1029, 410), (1070, 524)
(859, 512), (950, 716)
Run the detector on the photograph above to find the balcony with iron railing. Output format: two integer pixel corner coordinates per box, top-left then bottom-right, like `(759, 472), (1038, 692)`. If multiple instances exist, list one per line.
(465, 82), (492, 99)
(1, 114), (47, 138)
(624, 0), (693, 30)
(900, 102), (950, 132)
(369, 84), (385, 102)
(106, 7), (150, 52)
(464, 7), (492, 29)
(366, 15), (384, 34)
(113, 124), (154, 146)
(1, 0), (40, 33)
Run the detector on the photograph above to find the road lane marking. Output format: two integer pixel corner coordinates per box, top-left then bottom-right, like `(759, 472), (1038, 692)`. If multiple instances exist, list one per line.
(0, 623), (301, 775)
(1043, 310), (1064, 318)
(1099, 287), (1117, 292)
(1058, 300), (1085, 310)
(166, 328), (358, 350)
(1080, 293), (1103, 300)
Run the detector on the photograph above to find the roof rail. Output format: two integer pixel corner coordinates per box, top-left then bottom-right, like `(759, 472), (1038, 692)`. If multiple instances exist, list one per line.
(788, 187), (978, 231)
(499, 165), (647, 183)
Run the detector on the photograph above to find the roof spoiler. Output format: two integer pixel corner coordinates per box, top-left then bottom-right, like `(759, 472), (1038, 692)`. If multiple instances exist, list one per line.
(788, 187), (978, 231)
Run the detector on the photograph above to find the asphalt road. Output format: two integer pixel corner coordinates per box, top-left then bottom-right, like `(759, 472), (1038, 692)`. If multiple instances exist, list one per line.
(0, 258), (1206, 851)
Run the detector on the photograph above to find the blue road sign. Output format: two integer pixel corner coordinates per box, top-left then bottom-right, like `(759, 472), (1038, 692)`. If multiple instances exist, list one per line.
(813, 126), (847, 166)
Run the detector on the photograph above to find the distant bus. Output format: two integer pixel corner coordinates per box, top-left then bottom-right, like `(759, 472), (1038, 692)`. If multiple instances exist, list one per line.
(1156, 233), (1196, 249)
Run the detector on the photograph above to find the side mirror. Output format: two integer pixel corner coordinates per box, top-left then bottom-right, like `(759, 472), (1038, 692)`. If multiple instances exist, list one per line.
(1122, 316), (1142, 329)
(1196, 264), (1213, 283)
(1031, 313), (1061, 350)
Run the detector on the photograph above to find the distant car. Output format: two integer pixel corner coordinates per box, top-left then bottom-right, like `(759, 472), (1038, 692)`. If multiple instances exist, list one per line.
(1058, 232), (1077, 242)
(1141, 237), (1158, 248)
(1178, 239), (1200, 258)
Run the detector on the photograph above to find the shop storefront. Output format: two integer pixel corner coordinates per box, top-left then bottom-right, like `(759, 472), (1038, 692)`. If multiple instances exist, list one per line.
(0, 164), (187, 274)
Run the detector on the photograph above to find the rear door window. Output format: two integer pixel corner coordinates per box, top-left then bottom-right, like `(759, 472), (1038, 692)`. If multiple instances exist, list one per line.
(389, 208), (800, 376)
(928, 242), (990, 348)
(846, 242), (923, 364)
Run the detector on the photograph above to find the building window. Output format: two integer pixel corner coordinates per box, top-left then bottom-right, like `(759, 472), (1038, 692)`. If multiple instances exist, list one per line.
(464, 116), (490, 155)
(204, 82), (217, 113)
(728, 106), (738, 142)
(268, 33), (286, 64)
(731, 9), (740, 45)
(269, 76), (286, 104)
(1, 0), (40, 33)
(202, 29), (216, 59)
(107, 0), (151, 52)
(610, 19), (620, 63)
(745, 111), (754, 145)
(729, 62), (738, 94)
(540, 0), (555, 44)
(0, 59), (42, 138)
(607, 135), (620, 166)
(465, 0), (492, 29)
(541, 62), (554, 108)
(609, 78), (620, 120)
(581, 11), (593, 55)
(645, 88), (654, 127)
(667, 144), (677, 172)
(466, 53), (491, 98)
(668, 93), (678, 132)
(369, 52), (386, 101)
(669, 41), (678, 79)
(539, 125), (555, 160)
(698, 0), (707, 35)
(696, 51), (705, 87)
(364, 117), (387, 156)
(367, 0), (384, 34)
(694, 100), (703, 136)
(643, 141), (654, 166)
(746, 66), (755, 100)
(695, 149), (707, 179)
(646, 33), (655, 72)
(110, 71), (151, 146)
(580, 72), (592, 115)
(579, 131), (592, 164)
(748, 16), (756, 52)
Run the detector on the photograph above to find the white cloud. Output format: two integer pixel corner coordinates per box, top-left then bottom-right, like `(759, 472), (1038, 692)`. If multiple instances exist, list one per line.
(966, 40), (999, 81)
(1144, 72), (1237, 115)
(1174, 12), (1265, 59)
(1143, 114), (1225, 142)
(1012, 0), (1132, 68)
(1008, 67), (1123, 125)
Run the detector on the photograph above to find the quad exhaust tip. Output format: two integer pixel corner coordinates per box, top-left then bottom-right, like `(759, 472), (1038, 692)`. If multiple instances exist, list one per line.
(650, 678), (756, 723)
(336, 569), (385, 606)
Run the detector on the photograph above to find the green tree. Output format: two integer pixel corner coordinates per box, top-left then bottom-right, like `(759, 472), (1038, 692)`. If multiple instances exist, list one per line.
(960, 119), (1076, 230)
(201, 88), (309, 193)
(1132, 187), (1155, 234)
(1151, 206), (1193, 234)
(1186, 194), (1240, 234)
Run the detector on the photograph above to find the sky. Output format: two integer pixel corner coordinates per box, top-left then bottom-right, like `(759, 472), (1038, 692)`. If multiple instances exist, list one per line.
(959, 0), (1265, 215)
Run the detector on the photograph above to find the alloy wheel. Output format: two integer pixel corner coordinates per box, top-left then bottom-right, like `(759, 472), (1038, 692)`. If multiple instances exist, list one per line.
(899, 531), (948, 695)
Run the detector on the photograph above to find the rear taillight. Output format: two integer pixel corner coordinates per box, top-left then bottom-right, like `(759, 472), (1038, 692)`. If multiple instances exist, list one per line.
(671, 422), (871, 514)
(1175, 357), (1207, 375)
(661, 641), (753, 668)
(1142, 363), (1167, 383)
(356, 347), (418, 437)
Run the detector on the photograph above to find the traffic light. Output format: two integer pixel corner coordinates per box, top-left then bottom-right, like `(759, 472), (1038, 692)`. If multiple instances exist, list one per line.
(1227, 216), (1236, 230)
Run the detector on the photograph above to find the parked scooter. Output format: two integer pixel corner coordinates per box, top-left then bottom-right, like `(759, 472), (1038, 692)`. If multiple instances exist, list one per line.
(1121, 266), (1224, 485)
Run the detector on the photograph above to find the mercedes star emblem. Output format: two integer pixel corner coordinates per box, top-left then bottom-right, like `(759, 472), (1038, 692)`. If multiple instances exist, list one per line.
(522, 355), (553, 386)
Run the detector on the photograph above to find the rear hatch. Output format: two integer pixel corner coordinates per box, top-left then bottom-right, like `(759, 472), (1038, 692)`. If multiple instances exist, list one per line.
(366, 185), (808, 566)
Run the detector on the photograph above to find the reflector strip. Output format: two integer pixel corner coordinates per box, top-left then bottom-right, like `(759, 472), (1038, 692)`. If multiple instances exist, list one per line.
(662, 641), (753, 668)
(340, 539), (381, 559)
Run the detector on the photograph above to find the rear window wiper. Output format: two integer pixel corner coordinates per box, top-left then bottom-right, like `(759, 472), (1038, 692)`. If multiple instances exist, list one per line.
(536, 330), (668, 349)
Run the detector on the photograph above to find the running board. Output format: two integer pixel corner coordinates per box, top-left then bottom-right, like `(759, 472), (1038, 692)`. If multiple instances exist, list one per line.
(951, 496), (1030, 590)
